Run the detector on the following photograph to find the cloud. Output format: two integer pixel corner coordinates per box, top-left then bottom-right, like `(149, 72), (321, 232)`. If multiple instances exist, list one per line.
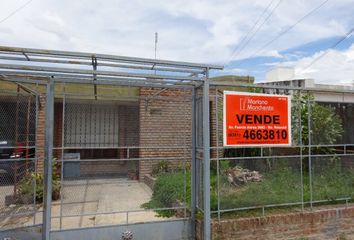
(0, 0), (353, 74)
(1, 0), (354, 88)
(220, 67), (247, 75)
(287, 43), (354, 84)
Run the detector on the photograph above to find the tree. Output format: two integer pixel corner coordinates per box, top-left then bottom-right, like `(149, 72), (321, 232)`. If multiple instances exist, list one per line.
(291, 92), (343, 148)
(221, 92), (343, 172)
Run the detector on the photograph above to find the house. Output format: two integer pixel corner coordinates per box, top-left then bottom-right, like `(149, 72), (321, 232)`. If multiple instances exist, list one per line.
(0, 74), (256, 180)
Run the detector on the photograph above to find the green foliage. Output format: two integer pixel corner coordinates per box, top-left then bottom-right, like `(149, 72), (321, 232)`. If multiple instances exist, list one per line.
(220, 160), (230, 172)
(291, 93), (343, 147)
(17, 159), (61, 203)
(142, 171), (190, 217)
(217, 167), (301, 209)
(144, 161), (354, 218)
(291, 92), (344, 176)
(311, 160), (354, 201)
(211, 160), (231, 175)
(337, 233), (347, 240)
(218, 163), (354, 210)
(151, 160), (170, 177)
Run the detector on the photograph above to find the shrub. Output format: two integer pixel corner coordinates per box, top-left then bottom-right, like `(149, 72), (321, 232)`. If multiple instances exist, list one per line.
(142, 171), (190, 217)
(151, 160), (170, 177)
(17, 159), (61, 203)
(144, 160), (354, 219)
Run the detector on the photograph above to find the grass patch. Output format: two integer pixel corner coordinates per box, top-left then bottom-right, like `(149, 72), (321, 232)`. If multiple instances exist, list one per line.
(143, 161), (354, 218)
(142, 171), (190, 217)
(218, 167), (302, 210)
(311, 164), (354, 201)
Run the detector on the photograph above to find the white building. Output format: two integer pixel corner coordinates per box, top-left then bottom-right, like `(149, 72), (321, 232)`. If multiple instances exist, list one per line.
(260, 67), (354, 144)
(260, 67), (354, 104)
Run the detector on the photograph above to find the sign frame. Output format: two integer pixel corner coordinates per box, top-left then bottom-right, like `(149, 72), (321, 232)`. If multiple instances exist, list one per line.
(223, 91), (292, 147)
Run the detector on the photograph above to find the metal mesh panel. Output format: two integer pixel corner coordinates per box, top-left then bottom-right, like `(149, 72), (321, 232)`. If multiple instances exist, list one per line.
(0, 83), (40, 230)
(3, 45), (354, 240)
(210, 85), (354, 219)
(53, 86), (193, 230)
(215, 157), (302, 211)
(0, 46), (222, 239)
(311, 156), (354, 203)
(195, 87), (204, 212)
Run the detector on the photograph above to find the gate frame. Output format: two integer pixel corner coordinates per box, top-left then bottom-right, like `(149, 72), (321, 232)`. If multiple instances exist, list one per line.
(2, 46), (354, 240)
(0, 46), (223, 240)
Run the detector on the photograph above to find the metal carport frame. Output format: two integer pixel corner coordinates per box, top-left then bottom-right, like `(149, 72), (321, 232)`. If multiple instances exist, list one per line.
(0, 46), (223, 240)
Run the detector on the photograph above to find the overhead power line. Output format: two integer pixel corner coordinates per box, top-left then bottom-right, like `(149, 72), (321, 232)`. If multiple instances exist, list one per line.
(301, 26), (354, 72)
(252, 0), (330, 57)
(0, 0), (33, 25)
(228, 0), (284, 63)
(232, 0), (330, 68)
(227, 0), (277, 62)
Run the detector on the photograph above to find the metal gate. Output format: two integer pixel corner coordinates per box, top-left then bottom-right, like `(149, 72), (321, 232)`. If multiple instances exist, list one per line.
(0, 46), (222, 240)
(0, 81), (41, 234)
(2, 46), (353, 240)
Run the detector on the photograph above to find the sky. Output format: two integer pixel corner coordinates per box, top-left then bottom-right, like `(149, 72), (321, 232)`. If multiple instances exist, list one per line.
(0, 0), (353, 84)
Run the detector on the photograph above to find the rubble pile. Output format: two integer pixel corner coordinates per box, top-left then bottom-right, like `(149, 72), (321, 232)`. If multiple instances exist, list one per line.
(226, 166), (263, 186)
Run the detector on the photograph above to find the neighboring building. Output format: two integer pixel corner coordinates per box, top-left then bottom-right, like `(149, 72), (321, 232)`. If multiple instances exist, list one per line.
(260, 68), (354, 144)
(265, 67), (296, 83)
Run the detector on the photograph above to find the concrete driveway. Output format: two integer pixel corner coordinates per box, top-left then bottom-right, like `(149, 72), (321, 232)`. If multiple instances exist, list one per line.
(0, 178), (175, 230)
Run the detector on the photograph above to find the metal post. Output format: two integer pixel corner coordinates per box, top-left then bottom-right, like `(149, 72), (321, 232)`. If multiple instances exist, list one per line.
(299, 95), (304, 211)
(344, 145), (347, 154)
(215, 94), (221, 222)
(42, 77), (54, 240)
(203, 68), (211, 240)
(191, 87), (197, 238)
(33, 93), (39, 225)
(308, 99), (313, 210)
(92, 56), (98, 100)
(59, 86), (66, 230)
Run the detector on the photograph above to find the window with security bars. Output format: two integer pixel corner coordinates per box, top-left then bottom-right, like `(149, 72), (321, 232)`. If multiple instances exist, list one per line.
(64, 102), (119, 147)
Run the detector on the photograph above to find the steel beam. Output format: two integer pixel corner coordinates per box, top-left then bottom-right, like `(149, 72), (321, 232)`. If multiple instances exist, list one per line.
(0, 55), (205, 74)
(0, 45), (223, 70)
(42, 77), (54, 240)
(191, 87), (197, 238)
(203, 68), (211, 240)
(0, 63), (201, 81)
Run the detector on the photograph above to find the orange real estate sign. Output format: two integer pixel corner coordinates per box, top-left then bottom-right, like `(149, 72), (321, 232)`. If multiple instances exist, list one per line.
(223, 91), (291, 147)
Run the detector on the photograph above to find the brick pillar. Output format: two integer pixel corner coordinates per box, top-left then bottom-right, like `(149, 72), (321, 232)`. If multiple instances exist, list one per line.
(36, 95), (46, 173)
(210, 89), (224, 161)
(139, 88), (192, 180)
(53, 102), (63, 161)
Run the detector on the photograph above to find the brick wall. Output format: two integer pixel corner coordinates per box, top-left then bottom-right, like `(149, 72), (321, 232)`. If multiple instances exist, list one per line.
(37, 87), (217, 178)
(53, 102), (63, 161)
(35, 95), (46, 172)
(139, 88), (192, 179)
(210, 89), (223, 160)
(137, 87), (223, 178)
(196, 206), (354, 240)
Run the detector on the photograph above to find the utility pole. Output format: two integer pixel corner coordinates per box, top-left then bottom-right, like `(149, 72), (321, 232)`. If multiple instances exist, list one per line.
(154, 32), (158, 60)
(154, 32), (158, 75)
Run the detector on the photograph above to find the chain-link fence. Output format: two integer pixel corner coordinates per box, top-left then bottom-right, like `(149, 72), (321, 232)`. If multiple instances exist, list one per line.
(209, 85), (354, 220)
(0, 46), (219, 240)
(1, 46), (354, 240)
(49, 85), (193, 230)
(0, 81), (41, 231)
